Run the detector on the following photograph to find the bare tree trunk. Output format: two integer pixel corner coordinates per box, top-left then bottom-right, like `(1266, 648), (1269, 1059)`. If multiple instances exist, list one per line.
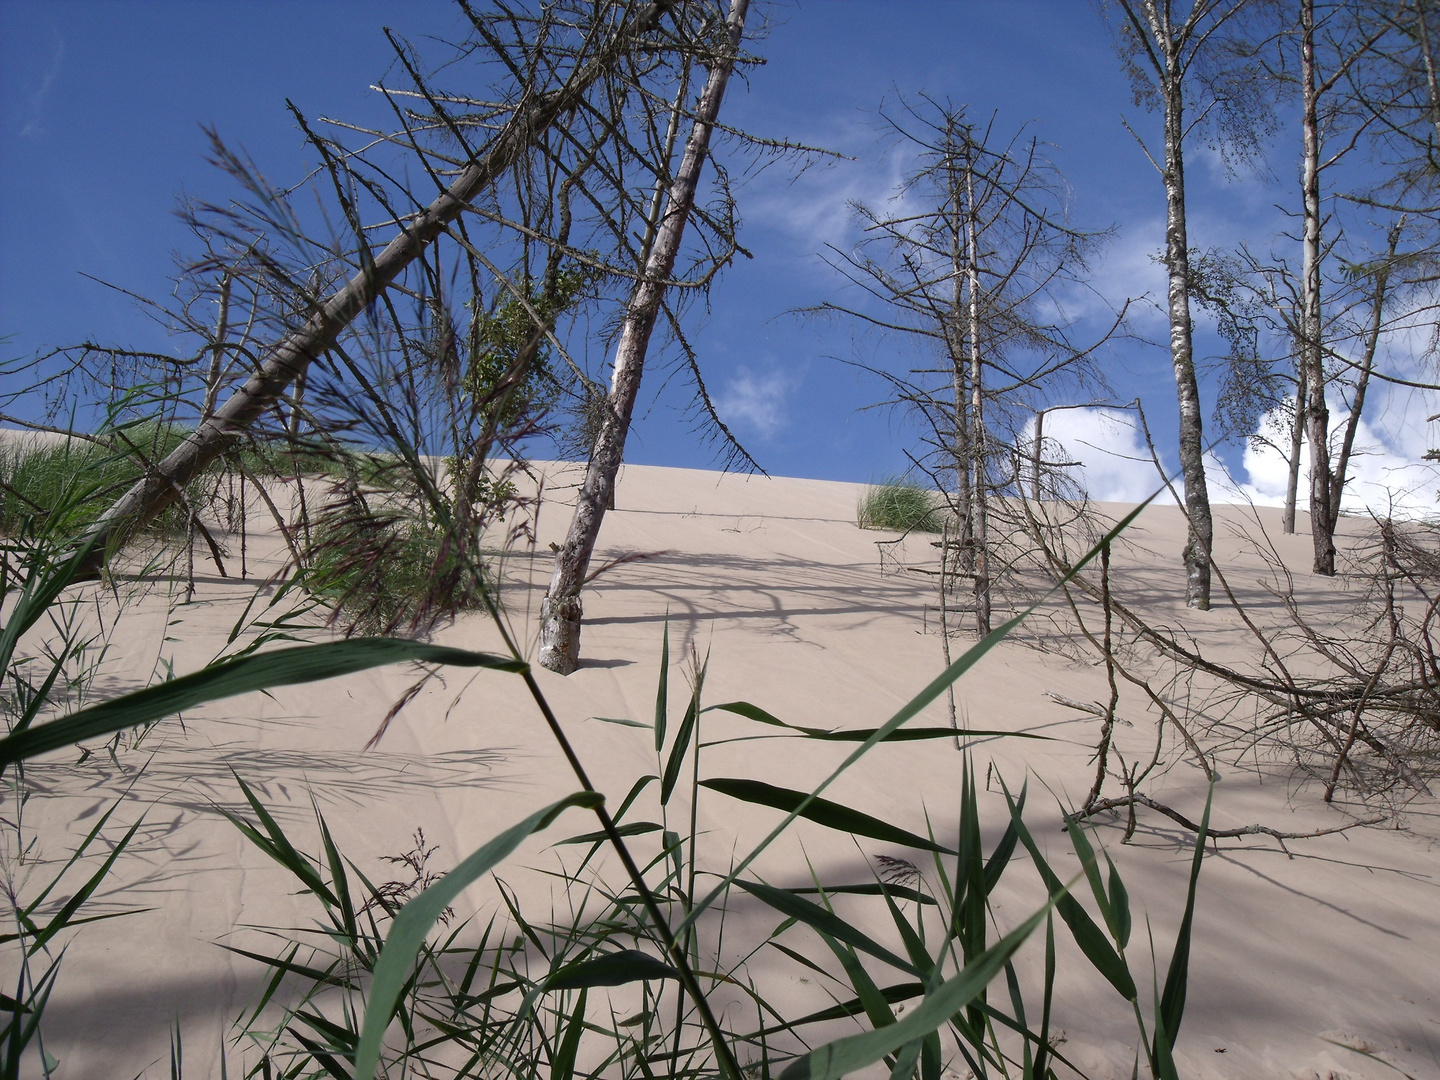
(200, 273), (233, 422)
(1331, 224), (1399, 532)
(1161, 71), (1213, 608)
(947, 155), (973, 572)
(1031, 408), (1046, 504)
(76, 1), (672, 573)
(1300, 0), (1338, 576)
(538, 0), (749, 675)
(1282, 367), (1305, 534)
(964, 147), (992, 636)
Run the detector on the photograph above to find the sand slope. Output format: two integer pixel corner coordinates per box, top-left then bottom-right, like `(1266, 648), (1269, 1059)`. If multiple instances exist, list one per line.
(6, 462), (1438, 1079)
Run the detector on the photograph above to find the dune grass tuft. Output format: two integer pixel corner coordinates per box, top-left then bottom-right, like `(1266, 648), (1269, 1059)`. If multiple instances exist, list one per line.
(857, 477), (948, 533)
(0, 423), (192, 539)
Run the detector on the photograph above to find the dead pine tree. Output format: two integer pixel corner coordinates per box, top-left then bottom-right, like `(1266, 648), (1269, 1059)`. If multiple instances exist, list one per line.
(538, 0), (751, 674)
(811, 98), (1120, 637)
(69, 1), (683, 575)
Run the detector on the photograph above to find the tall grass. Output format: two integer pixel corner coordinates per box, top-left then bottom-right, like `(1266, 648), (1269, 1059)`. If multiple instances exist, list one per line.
(0, 423), (192, 539)
(857, 478), (948, 534)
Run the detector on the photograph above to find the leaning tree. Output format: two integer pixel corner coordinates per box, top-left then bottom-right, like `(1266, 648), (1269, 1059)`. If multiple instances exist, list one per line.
(63, 1), (743, 586)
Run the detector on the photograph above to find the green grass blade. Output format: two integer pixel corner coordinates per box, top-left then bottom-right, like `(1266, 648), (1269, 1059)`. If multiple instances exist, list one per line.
(778, 902), (1049, 1080)
(787, 883), (934, 906)
(1157, 781), (1212, 1052)
(28, 812), (146, 954)
(224, 771), (335, 905)
(678, 499), (1152, 939)
(1107, 854), (1132, 950)
(352, 791), (602, 1080)
(815, 930), (897, 1031)
(702, 779), (957, 855)
(755, 981), (925, 1037)
(1063, 814), (1116, 941)
(736, 879), (920, 976)
(655, 615), (670, 753)
(707, 701), (1041, 744)
(660, 680), (701, 807)
(553, 821), (662, 846)
(0, 638), (525, 768)
(1009, 801), (1137, 1001)
(551, 987), (587, 1080)
(541, 949), (679, 991)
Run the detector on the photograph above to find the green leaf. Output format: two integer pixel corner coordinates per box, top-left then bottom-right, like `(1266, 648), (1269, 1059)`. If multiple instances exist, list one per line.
(0, 638), (526, 768)
(553, 821), (662, 846)
(779, 902), (1049, 1080)
(552, 988), (586, 1080)
(1157, 781), (1212, 1052)
(707, 701), (1039, 744)
(655, 615), (670, 753)
(352, 791), (602, 1080)
(702, 778), (956, 855)
(542, 949), (679, 991)
(660, 651), (705, 806)
(736, 879), (920, 976)
(788, 882), (935, 906)
(1003, 786), (1136, 1002)
(1107, 855), (1131, 950)
(589, 716), (650, 729)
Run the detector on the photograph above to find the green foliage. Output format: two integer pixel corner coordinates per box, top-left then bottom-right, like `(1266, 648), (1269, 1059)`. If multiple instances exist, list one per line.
(857, 477), (948, 533)
(461, 266), (593, 430)
(304, 467), (517, 637)
(0, 423), (191, 539)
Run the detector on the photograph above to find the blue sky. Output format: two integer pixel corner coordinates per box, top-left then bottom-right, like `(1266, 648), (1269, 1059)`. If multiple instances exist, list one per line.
(3, 0), (1437, 511)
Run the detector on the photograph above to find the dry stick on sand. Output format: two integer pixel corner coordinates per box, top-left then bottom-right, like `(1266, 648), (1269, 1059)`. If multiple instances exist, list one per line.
(1023, 405), (1400, 840)
(1073, 793), (1385, 857)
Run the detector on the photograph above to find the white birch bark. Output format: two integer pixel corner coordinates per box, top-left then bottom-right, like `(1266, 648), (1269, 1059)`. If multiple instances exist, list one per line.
(964, 147), (992, 635)
(538, 0), (749, 674)
(1162, 56), (1214, 608)
(1300, 0), (1338, 575)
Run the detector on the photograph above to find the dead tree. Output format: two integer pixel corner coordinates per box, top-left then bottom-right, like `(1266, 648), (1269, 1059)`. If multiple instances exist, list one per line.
(811, 99), (1119, 636)
(537, 0), (751, 674)
(71, 1), (681, 574)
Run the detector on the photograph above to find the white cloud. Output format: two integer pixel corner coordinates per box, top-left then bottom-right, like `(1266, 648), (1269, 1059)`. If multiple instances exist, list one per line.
(1025, 406), (1259, 507)
(17, 26), (64, 139)
(1026, 407), (1176, 503)
(1233, 394), (1440, 519)
(714, 366), (796, 440)
(739, 115), (926, 262)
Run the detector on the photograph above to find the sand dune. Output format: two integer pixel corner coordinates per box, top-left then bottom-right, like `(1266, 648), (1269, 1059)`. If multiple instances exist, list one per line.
(7, 462), (1438, 1079)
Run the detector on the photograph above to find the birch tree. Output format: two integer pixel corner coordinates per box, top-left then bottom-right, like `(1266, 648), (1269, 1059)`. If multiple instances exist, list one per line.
(1106, 0), (1269, 608)
(537, 0), (750, 674)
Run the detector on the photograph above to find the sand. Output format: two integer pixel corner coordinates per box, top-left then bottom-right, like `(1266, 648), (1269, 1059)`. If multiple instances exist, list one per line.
(5, 461), (1438, 1079)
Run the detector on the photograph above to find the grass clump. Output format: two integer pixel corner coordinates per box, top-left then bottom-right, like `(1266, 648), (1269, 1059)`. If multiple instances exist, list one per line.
(304, 465), (518, 637)
(857, 477), (947, 533)
(0, 423), (191, 539)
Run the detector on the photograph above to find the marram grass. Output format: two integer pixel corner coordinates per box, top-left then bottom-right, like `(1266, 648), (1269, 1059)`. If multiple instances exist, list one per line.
(857, 477), (948, 534)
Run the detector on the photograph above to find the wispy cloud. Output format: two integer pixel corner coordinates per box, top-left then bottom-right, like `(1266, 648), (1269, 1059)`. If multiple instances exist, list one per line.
(17, 25), (64, 138)
(714, 365), (797, 440)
